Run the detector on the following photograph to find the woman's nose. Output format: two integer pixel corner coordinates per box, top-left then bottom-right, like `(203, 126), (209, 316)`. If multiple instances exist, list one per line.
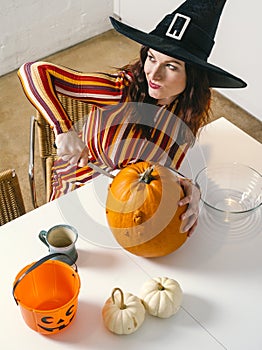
(151, 65), (163, 80)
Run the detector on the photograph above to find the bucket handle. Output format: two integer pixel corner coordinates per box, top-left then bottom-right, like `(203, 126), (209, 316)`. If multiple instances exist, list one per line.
(12, 253), (78, 305)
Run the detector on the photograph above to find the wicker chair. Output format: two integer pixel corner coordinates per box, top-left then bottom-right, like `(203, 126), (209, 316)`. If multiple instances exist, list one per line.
(0, 169), (26, 225)
(29, 94), (91, 208)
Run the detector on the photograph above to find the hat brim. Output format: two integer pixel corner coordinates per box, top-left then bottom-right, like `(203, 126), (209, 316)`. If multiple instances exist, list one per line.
(110, 17), (247, 89)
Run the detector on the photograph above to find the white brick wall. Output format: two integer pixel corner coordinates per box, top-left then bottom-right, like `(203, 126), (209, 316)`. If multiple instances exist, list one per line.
(0, 0), (113, 76)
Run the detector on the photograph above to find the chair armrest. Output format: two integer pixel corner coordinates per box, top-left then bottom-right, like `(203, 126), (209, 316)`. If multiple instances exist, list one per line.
(28, 116), (38, 208)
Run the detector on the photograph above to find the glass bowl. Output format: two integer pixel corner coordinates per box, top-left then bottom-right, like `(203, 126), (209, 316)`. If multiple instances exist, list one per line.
(195, 163), (262, 222)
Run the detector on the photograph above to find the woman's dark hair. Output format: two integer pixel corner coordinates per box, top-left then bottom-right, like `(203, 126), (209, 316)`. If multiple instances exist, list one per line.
(122, 46), (211, 139)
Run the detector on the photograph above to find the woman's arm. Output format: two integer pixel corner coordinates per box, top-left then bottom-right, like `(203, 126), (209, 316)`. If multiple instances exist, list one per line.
(18, 61), (130, 136)
(166, 142), (200, 236)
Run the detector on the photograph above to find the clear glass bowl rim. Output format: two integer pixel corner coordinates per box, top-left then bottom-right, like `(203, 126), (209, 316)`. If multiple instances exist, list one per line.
(194, 162), (262, 215)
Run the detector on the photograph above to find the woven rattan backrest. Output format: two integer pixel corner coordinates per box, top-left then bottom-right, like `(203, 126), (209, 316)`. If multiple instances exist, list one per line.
(0, 169), (26, 225)
(36, 94), (91, 159)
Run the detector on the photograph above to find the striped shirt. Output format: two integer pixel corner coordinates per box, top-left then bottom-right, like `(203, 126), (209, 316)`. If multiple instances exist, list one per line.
(18, 61), (190, 199)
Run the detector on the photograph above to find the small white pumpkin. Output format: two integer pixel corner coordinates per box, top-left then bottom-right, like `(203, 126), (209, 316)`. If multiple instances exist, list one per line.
(140, 276), (183, 318)
(102, 287), (145, 335)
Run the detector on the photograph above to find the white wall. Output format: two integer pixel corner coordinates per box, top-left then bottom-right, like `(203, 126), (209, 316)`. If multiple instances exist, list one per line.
(211, 0), (261, 121)
(114, 0), (262, 121)
(0, 0), (113, 76)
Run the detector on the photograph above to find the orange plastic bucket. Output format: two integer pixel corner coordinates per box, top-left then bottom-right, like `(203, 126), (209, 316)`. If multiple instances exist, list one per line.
(13, 253), (81, 335)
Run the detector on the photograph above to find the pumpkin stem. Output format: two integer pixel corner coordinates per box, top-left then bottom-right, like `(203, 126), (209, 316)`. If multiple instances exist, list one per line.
(139, 165), (156, 184)
(111, 287), (126, 310)
(157, 282), (165, 291)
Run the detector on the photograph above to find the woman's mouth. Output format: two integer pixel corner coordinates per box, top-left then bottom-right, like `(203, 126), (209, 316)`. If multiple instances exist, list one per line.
(149, 81), (161, 89)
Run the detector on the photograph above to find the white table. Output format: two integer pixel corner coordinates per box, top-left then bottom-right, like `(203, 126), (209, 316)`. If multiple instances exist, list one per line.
(1, 118), (261, 350)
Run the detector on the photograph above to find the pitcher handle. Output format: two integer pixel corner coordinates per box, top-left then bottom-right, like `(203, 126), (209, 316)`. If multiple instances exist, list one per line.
(12, 253), (77, 305)
(38, 230), (49, 247)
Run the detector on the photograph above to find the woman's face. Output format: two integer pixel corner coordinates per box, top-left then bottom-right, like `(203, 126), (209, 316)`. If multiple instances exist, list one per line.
(144, 48), (187, 105)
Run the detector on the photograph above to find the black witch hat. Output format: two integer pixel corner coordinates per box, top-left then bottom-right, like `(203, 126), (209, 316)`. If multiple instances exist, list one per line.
(110, 0), (246, 88)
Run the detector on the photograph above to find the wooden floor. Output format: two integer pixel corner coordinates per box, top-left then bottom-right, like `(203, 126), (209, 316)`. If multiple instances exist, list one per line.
(0, 30), (261, 213)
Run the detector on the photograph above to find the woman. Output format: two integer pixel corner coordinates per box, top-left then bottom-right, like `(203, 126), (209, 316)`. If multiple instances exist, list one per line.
(18, 0), (246, 235)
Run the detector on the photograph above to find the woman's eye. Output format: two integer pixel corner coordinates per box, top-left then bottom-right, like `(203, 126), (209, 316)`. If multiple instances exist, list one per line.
(148, 54), (155, 62)
(167, 64), (177, 71)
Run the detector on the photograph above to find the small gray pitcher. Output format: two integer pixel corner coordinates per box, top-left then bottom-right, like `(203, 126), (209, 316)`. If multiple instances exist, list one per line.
(39, 224), (78, 265)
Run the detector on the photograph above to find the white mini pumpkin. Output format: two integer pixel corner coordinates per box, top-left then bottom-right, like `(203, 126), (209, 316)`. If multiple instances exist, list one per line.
(140, 276), (183, 318)
(102, 287), (145, 334)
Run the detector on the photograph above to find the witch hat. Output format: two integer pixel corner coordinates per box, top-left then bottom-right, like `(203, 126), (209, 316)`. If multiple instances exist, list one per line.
(110, 0), (246, 88)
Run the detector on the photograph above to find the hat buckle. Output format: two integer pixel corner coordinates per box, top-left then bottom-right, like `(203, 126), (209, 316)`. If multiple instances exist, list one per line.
(166, 13), (191, 41)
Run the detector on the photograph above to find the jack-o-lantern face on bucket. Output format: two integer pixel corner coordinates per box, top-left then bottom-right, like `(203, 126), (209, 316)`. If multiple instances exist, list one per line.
(37, 304), (76, 333)
(13, 258), (81, 335)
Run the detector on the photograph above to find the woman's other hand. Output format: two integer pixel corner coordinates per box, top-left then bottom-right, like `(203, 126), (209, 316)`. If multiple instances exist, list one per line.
(178, 178), (201, 236)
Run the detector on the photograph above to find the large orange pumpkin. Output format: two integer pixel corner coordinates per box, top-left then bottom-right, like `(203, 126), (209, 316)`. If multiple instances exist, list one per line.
(106, 161), (188, 257)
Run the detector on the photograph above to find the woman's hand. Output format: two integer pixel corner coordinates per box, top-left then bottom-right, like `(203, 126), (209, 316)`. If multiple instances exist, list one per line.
(178, 178), (201, 236)
(55, 129), (89, 166)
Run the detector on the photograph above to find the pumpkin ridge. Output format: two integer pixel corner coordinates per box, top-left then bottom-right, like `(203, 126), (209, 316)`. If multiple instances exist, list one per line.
(158, 292), (170, 315)
(163, 290), (176, 304)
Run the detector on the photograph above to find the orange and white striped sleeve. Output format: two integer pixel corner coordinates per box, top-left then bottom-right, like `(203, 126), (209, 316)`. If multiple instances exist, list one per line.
(18, 61), (131, 135)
